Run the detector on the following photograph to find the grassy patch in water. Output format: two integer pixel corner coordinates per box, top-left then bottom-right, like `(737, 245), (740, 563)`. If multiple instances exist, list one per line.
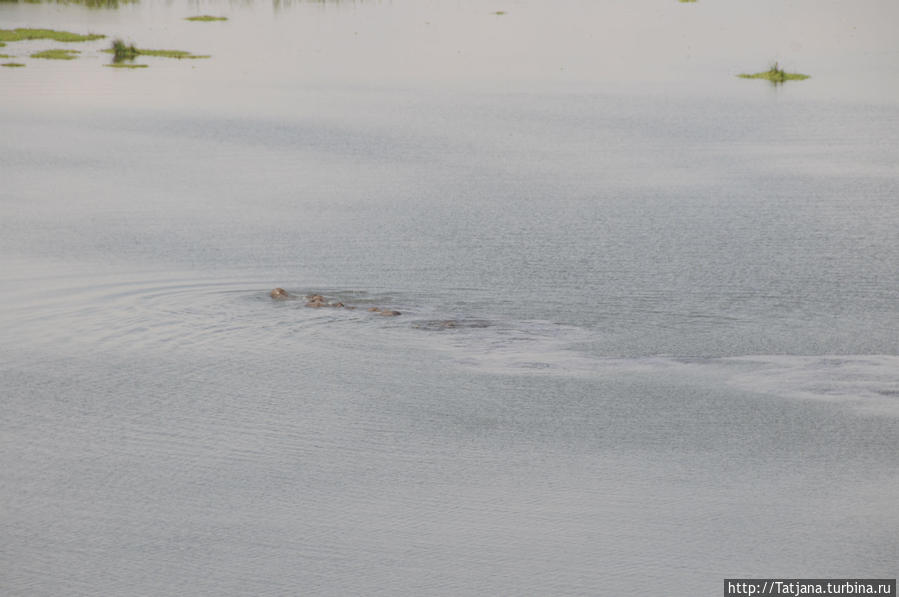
(0, 28), (105, 43)
(0, 0), (137, 7)
(678, 0), (697, 3)
(110, 38), (138, 59)
(2, 61), (26, 67)
(103, 44), (209, 59)
(105, 62), (147, 68)
(738, 62), (809, 83)
(31, 48), (80, 59)
(185, 15), (227, 21)
(138, 49), (209, 59)
(0, 53), (11, 58)
(491, 11), (506, 15)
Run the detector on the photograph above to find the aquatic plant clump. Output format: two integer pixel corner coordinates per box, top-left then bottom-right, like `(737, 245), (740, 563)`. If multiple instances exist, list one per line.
(31, 48), (81, 59)
(0, 0), (138, 7)
(185, 15), (227, 22)
(105, 62), (147, 68)
(103, 45), (209, 59)
(2, 62), (26, 67)
(738, 62), (809, 83)
(0, 28), (105, 43)
(111, 38), (138, 59)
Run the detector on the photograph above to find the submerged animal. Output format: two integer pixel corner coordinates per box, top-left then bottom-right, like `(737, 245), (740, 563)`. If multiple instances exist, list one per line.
(270, 288), (398, 315)
(305, 294), (325, 308)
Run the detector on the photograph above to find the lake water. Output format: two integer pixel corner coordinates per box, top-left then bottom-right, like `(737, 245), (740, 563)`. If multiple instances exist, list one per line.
(1, 1), (898, 595)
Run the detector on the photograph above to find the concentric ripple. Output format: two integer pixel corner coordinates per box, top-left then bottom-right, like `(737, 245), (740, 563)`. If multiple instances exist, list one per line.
(3, 270), (896, 412)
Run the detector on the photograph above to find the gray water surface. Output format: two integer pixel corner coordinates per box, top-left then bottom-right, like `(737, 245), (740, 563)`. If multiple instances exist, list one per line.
(2, 1), (898, 595)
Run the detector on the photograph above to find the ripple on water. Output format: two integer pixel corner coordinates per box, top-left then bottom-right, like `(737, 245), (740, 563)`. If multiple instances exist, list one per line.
(5, 274), (897, 412)
(4, 276), (302, 356)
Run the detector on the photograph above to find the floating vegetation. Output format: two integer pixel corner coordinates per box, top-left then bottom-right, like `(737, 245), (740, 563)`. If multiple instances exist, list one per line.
(0, 53), (11, 58)
(185, 15), (227, 21)
(31, 48), (80, 59)
(678, 0), (697, 3)
(104, 38), (208, 66)
(738, 62), (809, 83)
(110, 38), (138, 59)
(2, 61), (26, 67)
(272, 0), (365, 8)
(138, 49), (209, 58)
(0, 0), (138, 8)
(0, 28), (105, 43)
(103, 45), (209, 59)
(491, 11), (506, 15)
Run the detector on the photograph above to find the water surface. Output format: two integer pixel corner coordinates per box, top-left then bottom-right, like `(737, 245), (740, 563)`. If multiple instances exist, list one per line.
(2, 1), (898, 595)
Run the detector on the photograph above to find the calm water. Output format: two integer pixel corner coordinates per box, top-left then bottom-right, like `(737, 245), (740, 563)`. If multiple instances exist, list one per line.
(2, 1), (898, 595)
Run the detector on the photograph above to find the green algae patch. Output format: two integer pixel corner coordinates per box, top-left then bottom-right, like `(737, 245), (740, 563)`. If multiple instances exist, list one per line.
(0, 28), (105, 43)
(678, 0), (697, 3)
(0, 54), (12, 58)
(2, 62), (26, 67)
(138, 49), (209, 59)
(103, 45), (209, 60)
(0, 0), (137, 7)
(185, 15), (227, 22)
(31, 48), (80, 59)
(738, 62), (809, 83)
(106, 39), (207, 66)
(491, 11), (506, 15)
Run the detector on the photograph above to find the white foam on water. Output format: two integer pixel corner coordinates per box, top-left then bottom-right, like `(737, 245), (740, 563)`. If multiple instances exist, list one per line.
(405, 314), (899, 412)
(719, 354), (899, 411)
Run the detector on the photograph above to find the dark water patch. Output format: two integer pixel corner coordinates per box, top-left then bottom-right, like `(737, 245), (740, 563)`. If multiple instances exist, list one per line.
(412, 318), (492, 331)
(518, 361), (552, 369)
